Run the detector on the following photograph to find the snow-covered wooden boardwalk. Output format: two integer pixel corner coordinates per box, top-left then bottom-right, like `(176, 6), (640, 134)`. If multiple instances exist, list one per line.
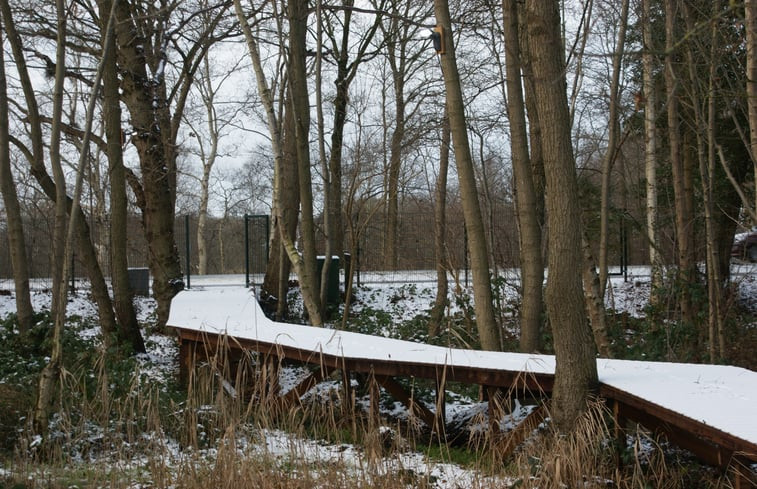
(167, 287), (757, 480)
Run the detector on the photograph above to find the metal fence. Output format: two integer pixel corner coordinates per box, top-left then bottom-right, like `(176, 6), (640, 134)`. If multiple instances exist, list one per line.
(1, 207), (636, 292)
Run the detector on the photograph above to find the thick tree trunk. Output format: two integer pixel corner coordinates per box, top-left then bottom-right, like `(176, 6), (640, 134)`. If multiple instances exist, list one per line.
(0, 31), (34, 334)
(99, 0), (145, 353)
(429, 106), (451, 337)
(433, 0), (502, 351)
(525, 0), (598, 431)
(113, 0), (183, 327)
(288, 0), (322, 325)
(503, 0), (543, 353)
(518, 9), (546, 262)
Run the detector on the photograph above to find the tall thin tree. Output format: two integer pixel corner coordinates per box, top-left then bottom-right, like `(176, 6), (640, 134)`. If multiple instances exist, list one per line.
(525, 0), (598, 430)
(433, 0), (502, 351)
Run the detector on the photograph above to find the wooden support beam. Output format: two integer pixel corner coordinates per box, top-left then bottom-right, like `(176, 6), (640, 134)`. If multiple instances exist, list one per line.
(497, 404), (546, 460)
(611, 398), (627, 470)
(368, 370), (380, 431)
(279, 365), (336, 406)
(375, 375), (438, 430)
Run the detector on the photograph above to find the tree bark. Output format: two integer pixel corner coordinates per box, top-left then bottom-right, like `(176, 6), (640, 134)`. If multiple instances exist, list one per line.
(287, 0), (323, 324)
(0, 26), (34, 334)
(525, 0), (598, 431)
(113, 0), (183, 327)
(433, 0), (501, 351)
(503, 0), (543, 353)
(98, 0), (145, 354)
(642, 0), (662, 299)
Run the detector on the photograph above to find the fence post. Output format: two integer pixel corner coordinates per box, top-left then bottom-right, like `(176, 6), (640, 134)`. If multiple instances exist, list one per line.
(185, 214), (191, 290)
(244, 214), (250, 288)
(356, 240), (361, 288)
(264, 215), (270, 272)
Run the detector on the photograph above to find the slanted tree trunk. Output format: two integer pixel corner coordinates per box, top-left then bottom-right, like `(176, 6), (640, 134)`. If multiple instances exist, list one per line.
(503, 0), (543, 353)
(525, 0), (598, 431)
(36, 0), (69, 432)
(0, 27), (34, 334)
(429, 106), (451, 338)
(37, 0), (119, 429)
(276, 106), (300, 320)
(2, 1), (120, 343)
(235, 0), (303, 320)
(98, 0), (144, 353)
(433, 0), (502, 351)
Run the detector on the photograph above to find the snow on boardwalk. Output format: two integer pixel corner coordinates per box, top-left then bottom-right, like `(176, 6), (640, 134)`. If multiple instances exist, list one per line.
(167, 287), (757, 466)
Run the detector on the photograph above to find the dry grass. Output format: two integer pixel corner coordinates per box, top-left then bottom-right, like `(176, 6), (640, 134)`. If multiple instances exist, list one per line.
(0, 343), (747, 489)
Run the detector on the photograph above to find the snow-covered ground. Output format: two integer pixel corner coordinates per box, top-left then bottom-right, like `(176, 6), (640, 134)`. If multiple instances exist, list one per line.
(1, 265), (756, 486)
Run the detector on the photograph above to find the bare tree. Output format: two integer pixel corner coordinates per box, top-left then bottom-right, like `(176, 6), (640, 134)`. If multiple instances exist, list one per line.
(502, 0), (543, 353)
(112, 0), (235, 326)
(525, 0), (598, 430)
(36, 0), (120, 431)
(433, 0), (501, 351)
(184, 51), (248, 276)
(1, 0), (122, 346)
(0, 24), (34, 334)
(98, 0), (145, 353)
(665, 0), (696, 327)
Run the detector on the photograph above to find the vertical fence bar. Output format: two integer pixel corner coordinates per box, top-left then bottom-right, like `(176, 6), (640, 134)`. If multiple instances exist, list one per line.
(244, 214), (250, 288)
(185, 214), (191, 289)
(356, 240), (361, 288)
(264, 215), (270, 273)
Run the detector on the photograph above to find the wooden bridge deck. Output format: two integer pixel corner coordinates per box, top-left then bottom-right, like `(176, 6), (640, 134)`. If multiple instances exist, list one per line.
(167, 287), (757, 483)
